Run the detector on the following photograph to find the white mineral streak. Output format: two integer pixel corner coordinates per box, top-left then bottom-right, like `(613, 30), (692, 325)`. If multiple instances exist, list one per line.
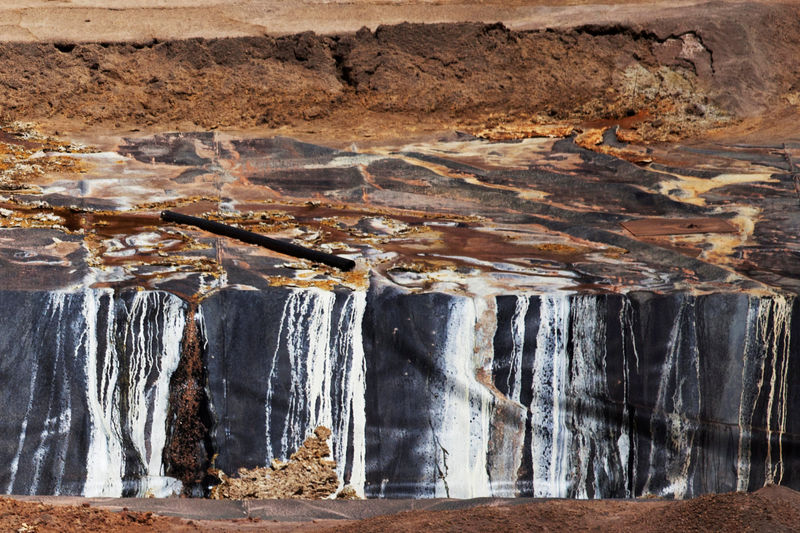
(432, 296), (491, 498)
(7, 293), (70, 494)
(273, 289), (335, 456)
(31, 294), (73, 495)
(508, 296), (529, 404)
(82, 290), (124, 497)
(472, 295), (495, 497)
(642, 298), (699, 499)
(521, 295), (624, 498)
(266, 289), (368, 496)
(84, 290), (185, 497)
(334, 292), (368, 496)
(736, 295), (793, 490)
(293, 291), (335, 452)
(617, 298), (637, 498)
(568, 295), (609, 499)
(530, 295), (571, 497)
(736, 298), (761, 492)
(762, 296), (793, 485)
(264, 294), (290, 462)
(488, 294), (531, 497)
(123, 292), (185, 497)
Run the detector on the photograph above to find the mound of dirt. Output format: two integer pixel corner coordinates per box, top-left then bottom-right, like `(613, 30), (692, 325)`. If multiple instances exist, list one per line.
(0, 2), (798, 141)
(0, 498), (195, 533)
(210, 426), (342, 500)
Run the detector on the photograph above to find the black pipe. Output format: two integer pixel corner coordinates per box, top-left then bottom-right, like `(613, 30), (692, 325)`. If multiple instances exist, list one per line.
(160, 210), (356, 271)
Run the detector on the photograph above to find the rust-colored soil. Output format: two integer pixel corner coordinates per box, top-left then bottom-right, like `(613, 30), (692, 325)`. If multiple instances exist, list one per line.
(5, 485), (800, 532)
(2, 1), (799, 143)
(323, 485), (800, 533)
(0, 498), (196, 533)
(0, 25), (716, 140)
(164, 307), (215, 495)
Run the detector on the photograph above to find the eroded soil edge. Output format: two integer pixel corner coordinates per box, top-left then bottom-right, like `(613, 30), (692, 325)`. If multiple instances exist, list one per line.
(2, 2), (799, 142)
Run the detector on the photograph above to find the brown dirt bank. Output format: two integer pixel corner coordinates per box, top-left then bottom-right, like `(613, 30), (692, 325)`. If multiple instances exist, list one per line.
(2, 1), (799, 142)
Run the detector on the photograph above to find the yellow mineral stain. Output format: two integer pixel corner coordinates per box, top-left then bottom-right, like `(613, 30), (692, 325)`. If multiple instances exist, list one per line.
(659, 172), (777, 206)
(662, 206), (759, 267)
(391, 155), (551, 201)
(517, 189), (549, 201)
(366, 137), (557, 172)
(574, 128), (605, 148)
(652, 170), (773, 267)
(472, 122), (576, 141)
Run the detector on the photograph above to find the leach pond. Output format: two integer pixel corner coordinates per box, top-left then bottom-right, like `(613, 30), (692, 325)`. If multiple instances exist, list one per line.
(0, 125), (798, 500)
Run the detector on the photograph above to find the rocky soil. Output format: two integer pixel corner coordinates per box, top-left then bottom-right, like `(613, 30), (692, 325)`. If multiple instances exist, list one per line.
(0, 498), (197, 533)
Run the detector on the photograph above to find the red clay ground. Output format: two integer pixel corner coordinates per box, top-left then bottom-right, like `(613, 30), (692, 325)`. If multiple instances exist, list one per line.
(6, 485), (800, 532)
(323, 486), (800, 532)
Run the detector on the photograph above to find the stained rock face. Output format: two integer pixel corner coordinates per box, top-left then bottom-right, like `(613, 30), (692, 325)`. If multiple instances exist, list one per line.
(0, 128), (798, 499)
(0, 284), (795, 499)
(0, 289), (186, 497)
(201, 287), (368, 496)
(360, 284), (798, 498)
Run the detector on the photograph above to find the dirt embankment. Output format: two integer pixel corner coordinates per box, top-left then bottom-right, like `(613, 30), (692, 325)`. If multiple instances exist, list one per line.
(1, 1), (799, 141)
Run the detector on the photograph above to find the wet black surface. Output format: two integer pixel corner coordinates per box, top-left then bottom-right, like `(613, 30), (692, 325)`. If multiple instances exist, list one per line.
(2, 131), (796, 296)
(0, 131), (799, 501)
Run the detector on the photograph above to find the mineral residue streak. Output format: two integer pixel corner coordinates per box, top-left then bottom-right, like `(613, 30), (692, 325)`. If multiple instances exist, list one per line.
(4, 290), (188, 497)
(85, 290), (186, 497)
(265, 289), (367, 496)
(736, 295), (794, 491)
(500, 294), (628, 498)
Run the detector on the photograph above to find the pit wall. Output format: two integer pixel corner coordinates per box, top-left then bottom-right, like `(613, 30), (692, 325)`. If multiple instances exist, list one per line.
(0, 282), (796, 499)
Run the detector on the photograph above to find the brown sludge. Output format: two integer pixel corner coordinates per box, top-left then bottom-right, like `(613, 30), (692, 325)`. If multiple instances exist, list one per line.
(210, 426), (343, 500)
(164, 308), (214, 494)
